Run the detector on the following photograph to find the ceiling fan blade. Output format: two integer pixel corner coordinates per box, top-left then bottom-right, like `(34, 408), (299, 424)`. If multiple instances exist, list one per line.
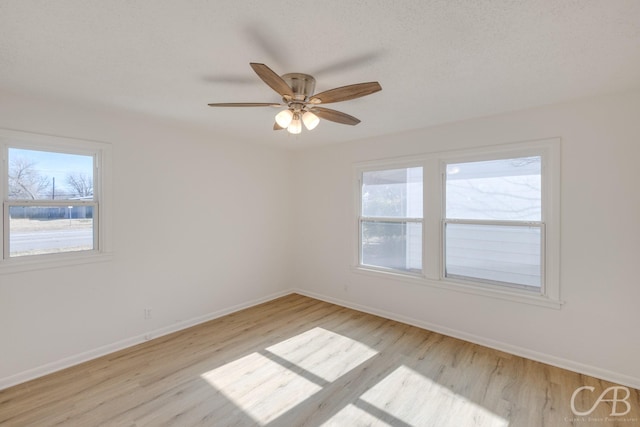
(311, 107), (361, 126)
(245, 25), (292, 71)
(273, 122), (285, 130)
(208, 102), (281, 107)
(309, 82), (381, 104)
(250, 63), (294, 98)
(312, 51), (382, 76)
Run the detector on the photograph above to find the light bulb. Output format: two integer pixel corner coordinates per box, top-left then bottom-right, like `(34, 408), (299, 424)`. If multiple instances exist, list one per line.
(275, 109), (293, 128)
(287, 113), (302, 134)
(302, 111), (320, 130)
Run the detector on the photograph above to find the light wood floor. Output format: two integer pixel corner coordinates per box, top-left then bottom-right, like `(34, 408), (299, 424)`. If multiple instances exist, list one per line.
(1, 294), (638, 426)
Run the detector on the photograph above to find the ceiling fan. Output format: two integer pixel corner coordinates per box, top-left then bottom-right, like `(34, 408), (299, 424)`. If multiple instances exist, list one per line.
(208, 63), (382, 134)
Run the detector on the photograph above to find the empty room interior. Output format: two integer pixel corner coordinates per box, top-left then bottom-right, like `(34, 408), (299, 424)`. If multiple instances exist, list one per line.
(1, 1), (639, 426)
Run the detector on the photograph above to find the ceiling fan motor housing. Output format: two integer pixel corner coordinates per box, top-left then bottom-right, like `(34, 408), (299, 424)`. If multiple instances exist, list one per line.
(282, 73), (316, 102)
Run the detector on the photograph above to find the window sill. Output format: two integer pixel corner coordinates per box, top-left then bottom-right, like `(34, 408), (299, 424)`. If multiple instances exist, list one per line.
(352, 265), (563, 309)
(0, 251), (113, 275)
(353, 265), (427, 284)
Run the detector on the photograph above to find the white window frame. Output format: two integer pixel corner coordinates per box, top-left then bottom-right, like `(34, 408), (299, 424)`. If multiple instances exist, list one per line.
(0, 128), (113, 273)
(353, 138), (562, 309)
(357, 162), (424, 277)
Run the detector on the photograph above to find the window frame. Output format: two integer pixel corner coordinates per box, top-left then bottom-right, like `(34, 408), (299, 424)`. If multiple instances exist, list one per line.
(357, 163), (425, 276)
(353, 138), (562, 309)
(0, 128), (112, 273)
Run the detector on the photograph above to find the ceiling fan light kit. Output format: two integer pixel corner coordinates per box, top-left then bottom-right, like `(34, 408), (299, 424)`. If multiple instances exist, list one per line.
(302, 111), (320, 130)
(275, 109), (293, 128)
(208, 63), (381, 135)
(288, 113), (302, 134)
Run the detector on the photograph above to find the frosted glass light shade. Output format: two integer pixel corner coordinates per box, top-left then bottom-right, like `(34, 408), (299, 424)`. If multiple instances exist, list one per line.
(275, 109), (294, 128)
(302, 111), (320, 130)
(287, 114), (302, 134)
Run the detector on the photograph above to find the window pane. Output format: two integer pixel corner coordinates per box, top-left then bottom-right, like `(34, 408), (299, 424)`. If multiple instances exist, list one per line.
(8, 148), (94, 201)
(361, 221), (422, 273)
(362, 167), (422, 218)
(446, 157), (541, 221)
(445, 223), (541, 288)
(9, 206), (94, 257)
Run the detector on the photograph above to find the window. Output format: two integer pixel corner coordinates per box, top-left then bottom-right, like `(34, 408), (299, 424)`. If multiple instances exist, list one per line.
(354, 139), (561, 308)
(1, 129), (111, 268)
(444, 156), (543, 290)
(359, 166), (423, 274)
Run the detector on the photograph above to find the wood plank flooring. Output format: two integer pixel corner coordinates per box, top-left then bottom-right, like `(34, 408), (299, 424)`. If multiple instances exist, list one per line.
(1, 294), (638, 426)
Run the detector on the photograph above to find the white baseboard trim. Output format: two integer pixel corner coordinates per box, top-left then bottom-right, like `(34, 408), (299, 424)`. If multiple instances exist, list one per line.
(4, 288), (638, 392)
(292, 288), (640, 390)
(0, 289), (291, 391)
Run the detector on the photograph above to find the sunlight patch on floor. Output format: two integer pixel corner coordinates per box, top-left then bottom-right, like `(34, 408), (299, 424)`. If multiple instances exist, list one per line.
(201, 352), (322, 425)
(200, 327), (379, 424)
(266, 327), (379, 382)
(320, 404), (395, 427)
(359, 365), (509, 427)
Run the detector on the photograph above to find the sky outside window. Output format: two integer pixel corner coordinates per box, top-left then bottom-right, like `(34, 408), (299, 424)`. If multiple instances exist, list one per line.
(8, 148), (94, 200)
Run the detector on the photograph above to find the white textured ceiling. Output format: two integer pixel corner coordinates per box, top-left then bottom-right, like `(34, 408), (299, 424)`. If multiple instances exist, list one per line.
(1, 1), (639, 148)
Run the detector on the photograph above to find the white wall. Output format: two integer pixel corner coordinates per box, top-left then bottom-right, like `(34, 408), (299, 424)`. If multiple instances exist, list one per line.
(292, 90), (640, 388)
(0, 91), (293, 388)
(2, 89), (639, 391)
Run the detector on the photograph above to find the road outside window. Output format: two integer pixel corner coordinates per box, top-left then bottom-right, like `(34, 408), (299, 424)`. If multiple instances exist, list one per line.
(4, 147), (97, 258)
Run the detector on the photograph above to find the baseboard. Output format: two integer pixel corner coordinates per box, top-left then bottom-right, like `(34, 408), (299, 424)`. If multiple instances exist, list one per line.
(4, 288), (638, 392)
(0, 289), (291, 391)
(292, 288), (640, 390)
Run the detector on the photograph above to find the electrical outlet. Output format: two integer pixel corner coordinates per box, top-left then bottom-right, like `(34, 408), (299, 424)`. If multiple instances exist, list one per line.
(144, 308), (152, 319)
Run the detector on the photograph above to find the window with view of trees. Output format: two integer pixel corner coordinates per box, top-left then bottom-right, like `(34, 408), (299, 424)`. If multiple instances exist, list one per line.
(3, 146), (99, 259)
(444, 156), (543, 289)
(359, 166), (423, 274)
(355, 139), (561, 307)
